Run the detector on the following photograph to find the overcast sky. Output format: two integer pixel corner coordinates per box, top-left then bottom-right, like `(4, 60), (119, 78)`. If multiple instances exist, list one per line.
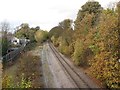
(0, 0), (119, 31)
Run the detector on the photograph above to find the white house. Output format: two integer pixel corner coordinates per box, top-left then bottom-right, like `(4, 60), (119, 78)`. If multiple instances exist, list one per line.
(10, 36), (30, 45)
(11, 37), (20, 45)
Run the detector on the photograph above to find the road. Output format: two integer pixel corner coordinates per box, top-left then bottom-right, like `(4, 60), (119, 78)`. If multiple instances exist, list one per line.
(41, 42), (100, 88)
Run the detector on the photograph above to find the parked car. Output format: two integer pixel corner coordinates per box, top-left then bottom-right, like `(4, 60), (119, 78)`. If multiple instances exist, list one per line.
(7, 48), (18, 53)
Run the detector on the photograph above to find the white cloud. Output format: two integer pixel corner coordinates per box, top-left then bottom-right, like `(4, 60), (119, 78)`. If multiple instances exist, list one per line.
(0, 0), (119, 31)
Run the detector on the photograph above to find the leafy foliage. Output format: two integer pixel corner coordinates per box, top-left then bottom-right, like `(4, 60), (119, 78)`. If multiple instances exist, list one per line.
(91, 6), (119, 89)
(15, 23), (39, 42)
(50, 1), (120, 88)
(50, 19), (73, 56)
(72, 39), (84, 65)
(34, 30), (48, 43)
(59, 19), (73, 30)
(74, 1), (102, 28)
(2, 75), (31, 88)
(49, 26), (63, 38)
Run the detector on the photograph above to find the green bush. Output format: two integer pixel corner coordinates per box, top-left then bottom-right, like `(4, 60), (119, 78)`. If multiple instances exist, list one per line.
(68, 43), (74, 56)
(58, 37), (71, 56)
(2, 74), (31, 88)
(72, 39), (84, 65)
(51, 36), (59, 47)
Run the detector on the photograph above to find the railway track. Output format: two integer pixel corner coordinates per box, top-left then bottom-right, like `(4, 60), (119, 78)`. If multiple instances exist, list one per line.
(48, 42), (92, 89)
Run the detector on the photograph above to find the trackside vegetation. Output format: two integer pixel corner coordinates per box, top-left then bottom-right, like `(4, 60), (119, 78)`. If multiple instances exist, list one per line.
(49, 1), (120, 88)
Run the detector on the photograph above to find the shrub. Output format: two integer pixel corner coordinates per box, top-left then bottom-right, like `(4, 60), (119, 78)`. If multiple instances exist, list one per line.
(58, 37), (71, 56)
(2, 74), (31, 88)
(51, 36), (59, 47)
(72, 39), (84, 65)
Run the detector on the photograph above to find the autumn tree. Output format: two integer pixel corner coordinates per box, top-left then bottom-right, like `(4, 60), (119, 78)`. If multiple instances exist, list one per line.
(34, 30), (48, 43)
(74, 1), (102, 29)
(15, 23), (38, 42)
(59, 19), (73, 44)
(49, 19), (74, 56)
(58, 19), (74, 56)
(59, 19), (73, 30)
(72, 1), (103, 65)
(88, 8), (119, 88)
(15, 23), (30, 38)
(49, 26), (63, 38)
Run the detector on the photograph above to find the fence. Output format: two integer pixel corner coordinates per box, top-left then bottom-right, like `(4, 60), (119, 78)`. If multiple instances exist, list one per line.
(2, 43), (26, 63)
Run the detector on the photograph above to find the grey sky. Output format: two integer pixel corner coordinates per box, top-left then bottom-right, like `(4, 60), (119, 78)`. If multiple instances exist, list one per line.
(0, 0), (119, 31)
